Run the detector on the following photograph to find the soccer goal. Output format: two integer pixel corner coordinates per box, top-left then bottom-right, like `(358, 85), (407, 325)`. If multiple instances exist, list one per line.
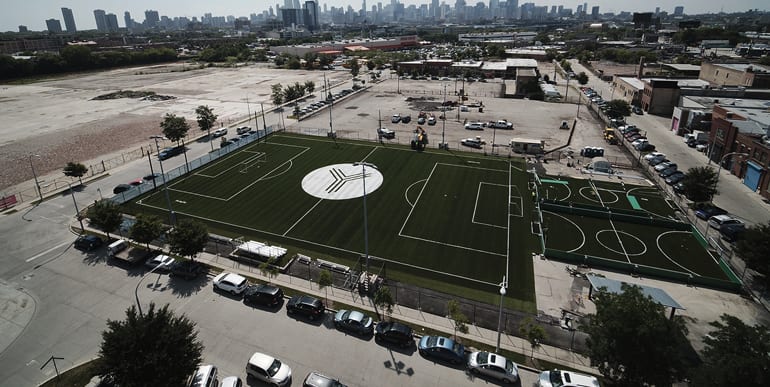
(239, 152), (267, 173)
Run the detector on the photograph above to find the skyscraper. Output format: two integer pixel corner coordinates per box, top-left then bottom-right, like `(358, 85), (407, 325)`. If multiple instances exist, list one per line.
(61, 7), (77, 32)
(144, 10), (160, 27)
(124, 12), (133, 30)
(304, 0), (318, 30)
(105, 13), (119, 32)
(591, 6), (599, 20)
(673, 6), (684, 16)
(93, 9), (107, 31)
(45, 19), (63, 33)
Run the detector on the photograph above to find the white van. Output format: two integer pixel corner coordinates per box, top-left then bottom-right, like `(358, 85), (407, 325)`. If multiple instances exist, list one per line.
(106, 239), (128, 257)
(189, 364), (218, 387)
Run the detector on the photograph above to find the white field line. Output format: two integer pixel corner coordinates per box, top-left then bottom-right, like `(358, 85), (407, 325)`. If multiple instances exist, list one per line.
(591, 179), (631, 263)
(398, 163), (437, 236)
(656, 231), (698, 275)
(404, 179), (427, 207)
(283, 198), (323, 236)
(472, 182), (508, 229)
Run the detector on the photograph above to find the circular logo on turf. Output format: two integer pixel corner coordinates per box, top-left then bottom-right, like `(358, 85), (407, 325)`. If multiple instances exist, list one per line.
(302, 163), (383, 200)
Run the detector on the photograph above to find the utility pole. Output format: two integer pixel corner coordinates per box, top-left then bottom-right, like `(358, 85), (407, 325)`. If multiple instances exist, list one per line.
(442, 83), (447, 149)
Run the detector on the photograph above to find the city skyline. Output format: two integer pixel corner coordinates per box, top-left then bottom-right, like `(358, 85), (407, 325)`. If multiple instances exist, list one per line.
(3, 0), (768, 32)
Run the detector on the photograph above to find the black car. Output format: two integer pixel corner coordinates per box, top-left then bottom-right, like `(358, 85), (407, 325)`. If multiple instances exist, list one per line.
(720, 223), (746, 243)
(695, 204), (727, 220)
(637, 143), (656, 152)
(169, 260), (205, 280)
(375, 321), (414, 348)
(158, 146), (184, 160)
(74, 235), (103, 251)
(113, 184), (131, 194)
(286, 295), (325, 320)
(401, 115), (412, 124)
(673, 182), (686, 195)
(665, 172), (686, 185)
(659, 167), (679, 178)
(244, 284), (284, 307)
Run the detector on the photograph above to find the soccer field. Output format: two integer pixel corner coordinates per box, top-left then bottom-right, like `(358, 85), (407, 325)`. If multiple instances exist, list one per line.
(127, 133), (539, 310)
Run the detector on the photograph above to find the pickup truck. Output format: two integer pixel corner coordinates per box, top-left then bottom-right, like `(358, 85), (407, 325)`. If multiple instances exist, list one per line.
(461, 137), (486, 148)
(491, 120), (513, 129)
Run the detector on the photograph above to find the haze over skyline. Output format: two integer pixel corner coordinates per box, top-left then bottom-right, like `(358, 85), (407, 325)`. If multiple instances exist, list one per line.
(2, 0), (768, 32)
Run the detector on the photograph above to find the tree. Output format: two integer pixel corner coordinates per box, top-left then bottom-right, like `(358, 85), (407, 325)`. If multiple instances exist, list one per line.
(129, 214), (163, 251)
(259, 257), (279, 283)
(159, 113), (190, 145)
(271, 83), (284, 105)
(560, 59), (572, 72)
(373, 286), (394, 321)
(366, 60), (376, 71)
(167, 219), (208, 261)
(519, 317), (547, 359)
(447, 299), (469, 340)
(581, 284), (690, 386)
(691, 314), (770, 386)
(734, 222), (770, 288)
(97, 303), (203, 387)
(60, 45), (93, 69)
(576, 71), (589, 85)
(195, 105), (218, 140)
(681, 166), (718, 202)
(63, 162), (88, 185)
(304, 80), (315, 94)
(317, 269), (333, 306)
(87, 199), (123, 239)
(349, 58), (360, 77)
(604, 99), (631, 117)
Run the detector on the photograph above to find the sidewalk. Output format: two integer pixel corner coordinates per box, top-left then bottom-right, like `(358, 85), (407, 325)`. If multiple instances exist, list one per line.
(194, 248), (596, 374)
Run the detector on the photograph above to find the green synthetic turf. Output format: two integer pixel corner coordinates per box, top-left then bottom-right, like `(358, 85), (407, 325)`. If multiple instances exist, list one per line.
(126, 133), (539, 311)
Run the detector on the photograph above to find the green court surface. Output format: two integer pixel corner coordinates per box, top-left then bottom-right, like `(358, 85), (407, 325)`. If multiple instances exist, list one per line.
(125, 133), (540, 311)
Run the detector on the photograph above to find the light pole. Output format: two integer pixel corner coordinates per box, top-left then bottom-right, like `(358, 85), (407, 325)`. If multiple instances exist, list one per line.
(135, 261), (166, 317)
(713, 152), (749, 198)
(28, 154), (43, 202)
(150, 136), (176, 225)
(64, 182), (85, 232)
(441, 83), (447, 149)
(496, 275), (507, 353)
(354, 161), (377, 293)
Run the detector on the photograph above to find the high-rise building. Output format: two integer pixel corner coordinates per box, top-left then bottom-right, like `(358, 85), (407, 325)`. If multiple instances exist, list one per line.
(45, 18), (63, 33)
(673, 6), (684, 16)
(144, 10), (160, 28)
(18, 25), (28, 32)
(583, 3), (588, 15)
(591, 6), (599, 19)
(61, 8), (77, 32)
(124, 12), (133, 30)
(489, 0), (499, 18)
(93, 9), (107, 31)
(304, 0), (318, 30)
(576, 5), (583, 16)
(105, 13), (119, 32)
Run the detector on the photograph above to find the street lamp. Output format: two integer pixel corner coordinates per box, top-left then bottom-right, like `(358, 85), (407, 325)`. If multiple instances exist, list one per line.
(64, 182), (85, 232)
(496, 275), (507, 353)
(353, 161), (377, 293)
(441, 83), (448, 149)
(135, 260), (166, 317)
(713, 151), (749, 195)
(28, 154), (43, 203)
(150, 136), (176, 225)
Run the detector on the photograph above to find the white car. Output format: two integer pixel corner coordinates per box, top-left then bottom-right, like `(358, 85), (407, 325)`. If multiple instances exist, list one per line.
(213, 128), (228, 137)
(537, 369), (600, 387)
(427, 116), (437, 125)
(464, 122), (484, 130)
(213, 272), (248, 295)
(631, 138), (648, 147)
(708, 214), (744, 230)
(220, 376), (243, 387)
(461, 137), (486, 149)
(377, 128), (396, 139)
(654, 161), (676, 172)
(467, 351), (519, 383)
(144, 254), (175, 272)
(391, 114), (401, 123)
(246, 352), (292, 387)
(643, 152), (665, 161)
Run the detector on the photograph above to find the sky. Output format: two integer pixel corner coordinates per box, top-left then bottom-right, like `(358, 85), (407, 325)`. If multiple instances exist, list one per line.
(2, 0), (768, 32)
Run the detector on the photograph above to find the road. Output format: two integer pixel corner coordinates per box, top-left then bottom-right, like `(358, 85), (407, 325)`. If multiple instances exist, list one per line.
(568, 60), (770, 226)
(0, 135), (542, 387)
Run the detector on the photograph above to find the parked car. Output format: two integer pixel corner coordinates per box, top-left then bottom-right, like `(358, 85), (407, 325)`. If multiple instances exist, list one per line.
(708, 214), (744, 230)
(303, 372), (347, 387)
(333, 309), (374, 336)
(665, 171), (686, 185)
(643, 152), (664, 161)
(391, 114), (401, 123)
(695, 204), (727, 220)
(659, 167), (679, 178)
(654, 162), (677, 172)
(418, 335), (466, 365)
(401, 115), (412, 124)
(464, 122), (484, 130)
(212, 272), (248, 295)
(632, 106), (644, 115)
(467, 351), (519, 384)
(461, 137), (485, 148)
(190, 364), (218, 387)
(158, 146), (184, 160)
(143, 173), (161, 181)
(537, 369), (600, 387)
(169, 260), (205, 279)
(720, 223), (746, 243)
(213, 128), (228, 137)
(286, 295), (325, 320)
(243, 284), (284, 307)
(427, 116), (437, 125)
(246, 352), (292, 387)
(377, 127), (396, 139)
(417, 117), (426, 125)
(221, 376), (243, 387)
(145, 254), (175, 272)
(74, 235), (103, 251)
(374, 321), (414, 347)
(113, 184), (131, 194)
(637, 143), (656, 152)
(631, 138), (648, 147)
(648, 156), (668, 166)
(673, 182), (687, 195)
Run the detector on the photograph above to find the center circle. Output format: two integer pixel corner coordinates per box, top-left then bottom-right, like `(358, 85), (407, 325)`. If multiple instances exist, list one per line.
(302, 163), (384, 200)
(595, 230), (648, 256)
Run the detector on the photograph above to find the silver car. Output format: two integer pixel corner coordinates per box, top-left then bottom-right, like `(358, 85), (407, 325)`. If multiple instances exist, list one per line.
(467, 351), (519, 384)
